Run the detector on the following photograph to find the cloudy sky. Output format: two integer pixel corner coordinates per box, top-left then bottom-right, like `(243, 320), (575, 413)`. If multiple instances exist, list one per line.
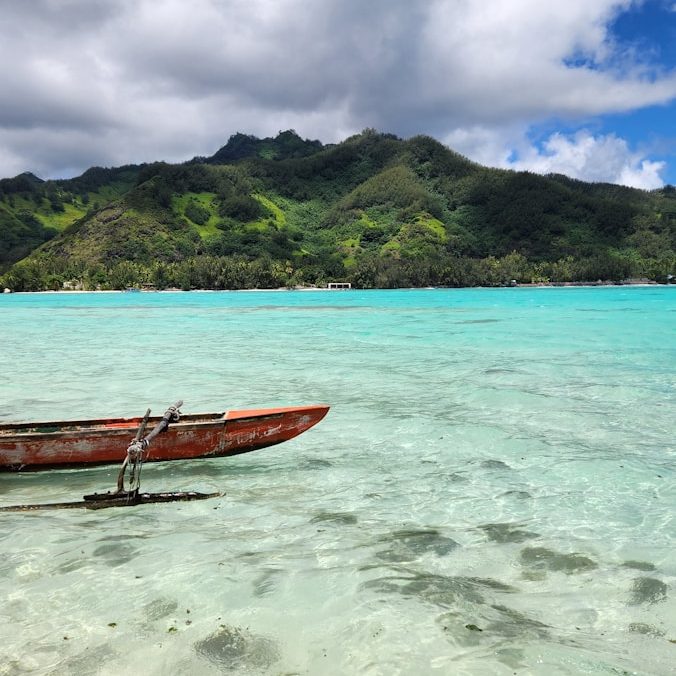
(1, 0), (676, 188)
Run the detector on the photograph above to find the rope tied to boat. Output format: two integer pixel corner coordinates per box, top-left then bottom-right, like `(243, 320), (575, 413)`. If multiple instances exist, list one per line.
(123, 439), (145, 493)
(116, 401), (183, 495)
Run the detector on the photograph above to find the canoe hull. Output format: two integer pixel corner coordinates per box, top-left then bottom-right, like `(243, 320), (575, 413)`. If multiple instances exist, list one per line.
(0, 405), (329, 472)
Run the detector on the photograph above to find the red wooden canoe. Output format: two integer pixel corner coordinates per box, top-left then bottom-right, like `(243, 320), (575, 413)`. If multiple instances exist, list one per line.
(0, 404), (329, 472)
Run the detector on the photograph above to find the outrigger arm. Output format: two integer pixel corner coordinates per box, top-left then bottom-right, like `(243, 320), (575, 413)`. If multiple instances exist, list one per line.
(114, 401), (182, 496)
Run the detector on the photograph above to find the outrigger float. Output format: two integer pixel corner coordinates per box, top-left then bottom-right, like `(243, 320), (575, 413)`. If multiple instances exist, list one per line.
(0, 401), (329, 511)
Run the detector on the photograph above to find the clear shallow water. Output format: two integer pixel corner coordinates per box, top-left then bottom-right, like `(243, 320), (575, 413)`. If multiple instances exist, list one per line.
(0, 287), (674, 675)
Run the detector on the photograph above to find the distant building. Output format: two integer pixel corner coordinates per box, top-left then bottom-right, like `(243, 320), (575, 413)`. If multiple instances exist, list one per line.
(327, 282), (351, 289)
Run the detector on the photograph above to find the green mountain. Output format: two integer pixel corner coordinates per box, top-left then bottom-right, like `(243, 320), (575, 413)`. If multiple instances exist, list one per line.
(205, 129), (325, 163)
(1, 130), (674, 290)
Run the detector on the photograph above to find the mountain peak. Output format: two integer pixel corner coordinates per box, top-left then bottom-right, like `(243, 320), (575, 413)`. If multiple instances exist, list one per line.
(208, 130), (324, 163)
(19, 171), (45, 183)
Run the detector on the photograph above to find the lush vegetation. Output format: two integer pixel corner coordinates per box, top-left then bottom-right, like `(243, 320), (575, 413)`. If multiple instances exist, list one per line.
(1, 130), (674, 290)
(0, 165), (140, 272)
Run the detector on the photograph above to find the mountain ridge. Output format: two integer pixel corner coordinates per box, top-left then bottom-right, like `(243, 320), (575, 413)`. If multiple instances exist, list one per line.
(1, 129), (674, 290)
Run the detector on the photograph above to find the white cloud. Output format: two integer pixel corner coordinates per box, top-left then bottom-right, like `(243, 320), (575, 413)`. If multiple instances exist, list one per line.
(510, 131), (666, 189)
(444, 125), (527, 168)
(0, 0), (674, 181)
(446, 126), (666, 189)
(617, 158), (666, 189)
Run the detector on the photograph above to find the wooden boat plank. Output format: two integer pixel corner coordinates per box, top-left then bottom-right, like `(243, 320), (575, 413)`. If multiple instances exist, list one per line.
(0, 404), (329, 472)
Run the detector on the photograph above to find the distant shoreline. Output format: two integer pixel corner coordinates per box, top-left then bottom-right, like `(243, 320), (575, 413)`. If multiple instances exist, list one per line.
(3, 280), (673, 295)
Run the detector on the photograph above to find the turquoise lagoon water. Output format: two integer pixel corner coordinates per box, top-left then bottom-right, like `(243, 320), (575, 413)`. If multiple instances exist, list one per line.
(0, 287), (674, 675)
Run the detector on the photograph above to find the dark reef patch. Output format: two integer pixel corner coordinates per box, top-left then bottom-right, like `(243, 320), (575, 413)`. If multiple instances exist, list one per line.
(519, 547), (597, 575)
(479, 522), (540, 544)
(628, 577), (668, 605)
(445, 472), (469, 483)
(501, 490), (532, 499)
(91, 542), (139, 567)
(300, 458), (333, 470)
(252, 568), (283, 598)
(621, 560), (656, 572)
(310, 511), (358, 525)
(194, 625), (280, 671)
(436, 603), (549, 648)
(363, 571), (516, 608)
(487, 604), (550, 638)
(374, 529), (460, 563)
(628, 622), (665, 637)
(481, 460), (511, 470)
(144, 598), (179, 621)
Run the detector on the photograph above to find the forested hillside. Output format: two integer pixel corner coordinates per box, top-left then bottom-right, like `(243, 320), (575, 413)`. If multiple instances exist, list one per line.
(1, 130), (674, 290)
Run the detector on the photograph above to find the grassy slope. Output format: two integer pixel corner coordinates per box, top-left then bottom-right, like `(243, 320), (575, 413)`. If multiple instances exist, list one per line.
(0, 166), (140, 268)
(173, 192), (221, 238)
